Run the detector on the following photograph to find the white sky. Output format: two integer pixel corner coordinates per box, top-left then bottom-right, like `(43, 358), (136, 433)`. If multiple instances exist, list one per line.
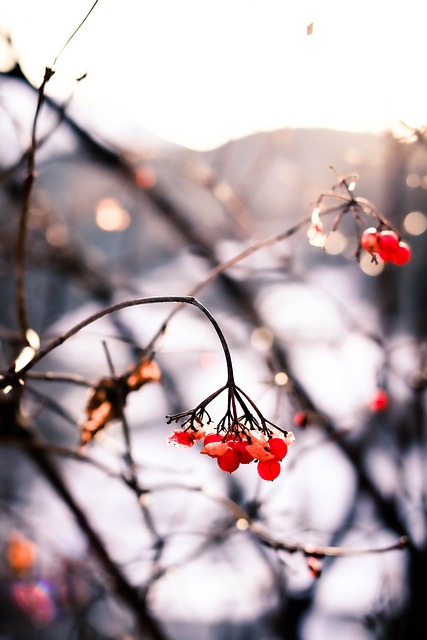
(0, 0), (426, 150)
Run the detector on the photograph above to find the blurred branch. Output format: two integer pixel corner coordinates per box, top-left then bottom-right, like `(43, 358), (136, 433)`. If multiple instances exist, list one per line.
(15, 66), (54, 344)
(0, 390), (167, 639)
(141, 483), (409, 560)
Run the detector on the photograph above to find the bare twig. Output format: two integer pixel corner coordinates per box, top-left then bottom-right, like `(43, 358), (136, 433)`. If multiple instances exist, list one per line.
(15, 66), (54, 343)
(52, 0), (101, 68)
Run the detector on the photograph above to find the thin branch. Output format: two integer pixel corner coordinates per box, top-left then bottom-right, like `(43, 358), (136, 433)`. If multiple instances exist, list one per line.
(250, 522), (409, 558)
(15, 66), (54, 343)
(0, 436), (119, 477)
(52, 0), (101, 68)
(3, 433), (408, 563)
(26, 439), (167, 639)
(16, 296), (234, 380)
(25, 370), (92, 387)
(143, 483), (409, 559)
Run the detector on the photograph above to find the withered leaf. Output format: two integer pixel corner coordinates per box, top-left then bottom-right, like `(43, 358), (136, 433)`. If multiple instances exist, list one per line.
(79, 359), (162, 446)
(125, 358), (162, 391)
(80, 377), (127, 446)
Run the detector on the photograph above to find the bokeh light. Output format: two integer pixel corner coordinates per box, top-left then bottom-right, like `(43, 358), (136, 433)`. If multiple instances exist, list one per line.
(403, 210), (427, 236)
(251, 327), (274, 351)
(95, 198), (131, 232)
(359, 252), (384, 276)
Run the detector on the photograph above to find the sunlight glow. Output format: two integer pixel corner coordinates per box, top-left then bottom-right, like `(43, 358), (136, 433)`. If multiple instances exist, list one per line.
(0, 0), (426, 149)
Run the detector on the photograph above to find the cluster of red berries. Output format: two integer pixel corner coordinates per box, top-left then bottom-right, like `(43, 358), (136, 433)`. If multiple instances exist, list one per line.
(360, 228), (411, 265)
(167, 426), (294, 481)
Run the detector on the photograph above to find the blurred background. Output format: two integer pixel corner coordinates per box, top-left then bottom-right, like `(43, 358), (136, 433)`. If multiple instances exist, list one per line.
(0, 1), (426, 639)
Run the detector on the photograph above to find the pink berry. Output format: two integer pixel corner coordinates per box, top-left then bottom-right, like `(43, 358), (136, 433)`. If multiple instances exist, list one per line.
(360, 227), (380, 254)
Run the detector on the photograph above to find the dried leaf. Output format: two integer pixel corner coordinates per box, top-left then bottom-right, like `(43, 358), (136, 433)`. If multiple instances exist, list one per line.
(79, 377), (126, 446)
(125, 358), (162, 392)
(79, 359), (161, 446)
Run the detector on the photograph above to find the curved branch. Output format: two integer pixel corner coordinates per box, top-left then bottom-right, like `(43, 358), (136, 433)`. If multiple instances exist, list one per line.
(15, 296), (235, 385)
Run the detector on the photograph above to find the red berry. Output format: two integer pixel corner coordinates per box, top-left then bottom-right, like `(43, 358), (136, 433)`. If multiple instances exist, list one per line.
(201, 433), (228, 458)
(257, 459), (281, 481)
(204, 433), (223, 445)
(293, 411), (309, 428)
(379, 229), (399, 246)
(390, 241), (411, 265)
(360, 227), (380, 254)
(378, 230), (400, 261)
(217, 448), (240, 473)
(232, 439), (254, 464)
(267, 437), (288, 460)
(167, 430), (197, 448)
(368, 388), (389, 412)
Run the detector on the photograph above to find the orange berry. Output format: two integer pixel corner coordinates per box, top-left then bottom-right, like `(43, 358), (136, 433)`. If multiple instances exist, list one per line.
(360, 227), (380, 254)
(6, 534), (37, 576)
